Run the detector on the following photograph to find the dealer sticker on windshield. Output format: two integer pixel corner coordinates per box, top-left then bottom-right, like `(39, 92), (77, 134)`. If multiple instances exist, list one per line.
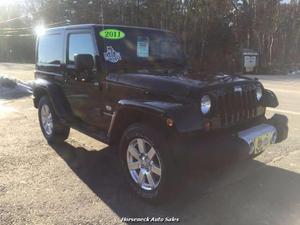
(99, 29), (125, 40)
(137, 36), (149, 57)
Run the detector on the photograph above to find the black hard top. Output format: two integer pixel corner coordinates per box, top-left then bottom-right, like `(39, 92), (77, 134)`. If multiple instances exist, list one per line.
(46, 24), (170, 33)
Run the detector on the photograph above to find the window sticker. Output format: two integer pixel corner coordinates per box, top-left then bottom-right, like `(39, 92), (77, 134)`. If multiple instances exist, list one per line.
(103, 46), (121, 63)
(99, 29), (125, 40)
(137, 36), (149, 58)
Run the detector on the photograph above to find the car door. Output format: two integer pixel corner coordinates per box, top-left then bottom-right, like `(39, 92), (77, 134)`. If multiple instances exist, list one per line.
(64, 30), (107, 130)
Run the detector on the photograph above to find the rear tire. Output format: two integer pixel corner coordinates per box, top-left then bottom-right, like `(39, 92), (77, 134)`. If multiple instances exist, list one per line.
(120, 123), (175, 203)
(38, 96), (70, 144)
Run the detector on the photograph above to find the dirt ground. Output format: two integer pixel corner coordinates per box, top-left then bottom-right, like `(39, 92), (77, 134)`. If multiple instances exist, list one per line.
(1, 64), (300, 224)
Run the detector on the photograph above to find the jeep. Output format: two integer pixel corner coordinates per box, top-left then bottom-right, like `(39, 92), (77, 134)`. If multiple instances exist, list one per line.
(33, 24), (288, 201)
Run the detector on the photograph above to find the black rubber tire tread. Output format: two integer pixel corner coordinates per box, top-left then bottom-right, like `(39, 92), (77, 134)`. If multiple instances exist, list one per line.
(38, 96), (70, 144)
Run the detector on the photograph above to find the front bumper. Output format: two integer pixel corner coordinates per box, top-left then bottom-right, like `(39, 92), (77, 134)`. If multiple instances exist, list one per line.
(171, 114), (288, 163)
(238, 123), (277, 155)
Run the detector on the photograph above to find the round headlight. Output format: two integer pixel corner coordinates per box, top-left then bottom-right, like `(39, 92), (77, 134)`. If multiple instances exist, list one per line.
(201, 95), (211, 114)
(256, 86), (263, 101)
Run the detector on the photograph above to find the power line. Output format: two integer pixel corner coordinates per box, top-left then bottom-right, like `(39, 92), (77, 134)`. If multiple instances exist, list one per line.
(0, 21), (69, 37)
(0, 34), (33, 37)
(0, 21), (68, 33)
(0, 15), (28, 25)
(1, 30), (24, 33)
(0, 26), (30, 31)
(0, 4), (58, 25)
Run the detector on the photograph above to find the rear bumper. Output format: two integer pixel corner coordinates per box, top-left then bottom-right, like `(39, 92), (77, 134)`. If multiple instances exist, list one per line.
(171, 113), (288, 162)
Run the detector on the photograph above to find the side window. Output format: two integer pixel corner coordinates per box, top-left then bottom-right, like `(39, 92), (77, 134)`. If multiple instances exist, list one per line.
(38, 33), (63, 65)
(68, 33), (95, 64)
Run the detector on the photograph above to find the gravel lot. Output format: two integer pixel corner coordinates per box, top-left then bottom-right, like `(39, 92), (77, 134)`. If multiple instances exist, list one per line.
(1, 64), (300, 225)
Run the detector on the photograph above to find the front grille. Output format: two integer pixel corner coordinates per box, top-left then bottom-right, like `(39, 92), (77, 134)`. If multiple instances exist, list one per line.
(218, 85), (258, 126)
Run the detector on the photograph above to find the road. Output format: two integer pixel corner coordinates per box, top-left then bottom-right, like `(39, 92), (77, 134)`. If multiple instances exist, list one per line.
(1, 64), (300, 225)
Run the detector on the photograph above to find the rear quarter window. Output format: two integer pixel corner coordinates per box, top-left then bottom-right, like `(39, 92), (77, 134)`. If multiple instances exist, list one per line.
(67, 33), (95, 64)
(37, 33), (63, 65)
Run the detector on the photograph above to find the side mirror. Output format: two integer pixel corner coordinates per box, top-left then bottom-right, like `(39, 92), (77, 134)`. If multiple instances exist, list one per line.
(74, 54), (94, 71)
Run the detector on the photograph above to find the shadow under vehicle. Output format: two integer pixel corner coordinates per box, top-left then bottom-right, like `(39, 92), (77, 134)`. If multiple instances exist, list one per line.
(50, 140), (300, 225)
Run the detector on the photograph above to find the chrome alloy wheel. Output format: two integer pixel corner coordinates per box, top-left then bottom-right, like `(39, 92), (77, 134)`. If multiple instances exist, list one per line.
(127, 138), (162, 191)
(41, 104), (53, 135)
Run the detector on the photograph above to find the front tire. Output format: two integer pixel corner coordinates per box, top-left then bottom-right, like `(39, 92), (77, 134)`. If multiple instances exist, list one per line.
(38, 96), (70, 144)
(120, 123), (175, 202)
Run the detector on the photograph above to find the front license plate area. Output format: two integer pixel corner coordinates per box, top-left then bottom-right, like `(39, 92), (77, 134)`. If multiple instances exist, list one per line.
(238, 124), (277, 155)
(252, 133), (273, 155)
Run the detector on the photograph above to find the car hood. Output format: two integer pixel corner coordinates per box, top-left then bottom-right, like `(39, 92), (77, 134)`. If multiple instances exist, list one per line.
(109, 73), (259, 98)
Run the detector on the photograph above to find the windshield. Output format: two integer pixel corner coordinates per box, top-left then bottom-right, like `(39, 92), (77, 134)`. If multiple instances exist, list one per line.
(96, 27), (186, 75)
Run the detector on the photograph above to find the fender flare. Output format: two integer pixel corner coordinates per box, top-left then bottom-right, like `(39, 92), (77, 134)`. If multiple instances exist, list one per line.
(108, 99), (204, 141)
(32, 79), (72, 120)
(262, 89), (279, 108)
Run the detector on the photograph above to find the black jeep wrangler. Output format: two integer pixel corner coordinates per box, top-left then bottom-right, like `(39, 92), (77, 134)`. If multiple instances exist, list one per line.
(33, 24), (288, 201)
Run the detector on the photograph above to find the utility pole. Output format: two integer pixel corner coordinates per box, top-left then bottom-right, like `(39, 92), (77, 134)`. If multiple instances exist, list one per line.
(99, 0), (104, 24)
